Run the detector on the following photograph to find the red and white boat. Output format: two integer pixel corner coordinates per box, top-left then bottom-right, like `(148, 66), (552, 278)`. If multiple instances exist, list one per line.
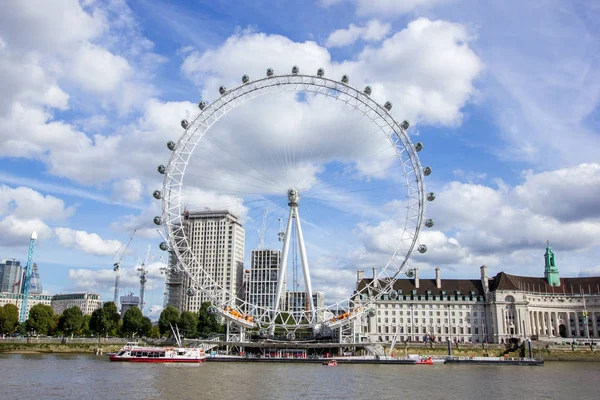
(109, 325), (206, 363)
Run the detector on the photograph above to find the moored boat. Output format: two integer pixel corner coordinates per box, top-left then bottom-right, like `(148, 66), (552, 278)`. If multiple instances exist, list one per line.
(415, 356), (434, 365)
(109, 324), (206, 363)
(109, 343), (206, 363)
(322, 359), (337, 366)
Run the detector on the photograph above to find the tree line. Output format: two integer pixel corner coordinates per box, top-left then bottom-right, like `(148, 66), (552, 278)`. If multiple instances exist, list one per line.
(0, 301), (224, 339)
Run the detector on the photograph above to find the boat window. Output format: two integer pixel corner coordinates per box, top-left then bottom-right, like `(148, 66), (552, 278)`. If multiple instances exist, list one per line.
(142, 352), (148, 357)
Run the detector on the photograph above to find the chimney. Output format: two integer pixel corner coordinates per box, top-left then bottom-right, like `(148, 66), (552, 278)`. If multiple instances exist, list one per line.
(414, 268), (419, 289)
(357, 270), (364, 282)
(372, 267), (378, 288)
(435, 267), (441, 289)
(480, 265), (489, 292)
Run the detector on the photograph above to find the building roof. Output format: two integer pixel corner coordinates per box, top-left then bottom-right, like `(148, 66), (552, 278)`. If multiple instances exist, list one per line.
(356, 278), (485, 296)
(355, 272), (600, 297)
(489, 272), (600, 294)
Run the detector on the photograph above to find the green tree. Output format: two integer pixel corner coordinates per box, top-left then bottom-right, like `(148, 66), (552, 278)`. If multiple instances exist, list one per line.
(90, 302), (120, 338)
(158, 306), (180, 335)
(179, 311), (198, 338)
(140, 317), (153, 337)
(0, 304), (20, 335)
(59, 306), (84, 338)
(26, 304), (54, 335)
(122, 306), (144, 337)
(79, 314), (92, 336)
(197, 302), (224, 337)
(149, 325), (160, 339)
(103, 302), (121, 336)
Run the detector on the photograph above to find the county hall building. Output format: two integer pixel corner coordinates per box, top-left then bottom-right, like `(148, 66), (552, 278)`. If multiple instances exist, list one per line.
(354, 243), (600, 344)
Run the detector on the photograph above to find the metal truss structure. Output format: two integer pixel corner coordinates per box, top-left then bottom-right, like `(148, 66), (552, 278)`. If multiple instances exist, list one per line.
(153, 67), (434, 336)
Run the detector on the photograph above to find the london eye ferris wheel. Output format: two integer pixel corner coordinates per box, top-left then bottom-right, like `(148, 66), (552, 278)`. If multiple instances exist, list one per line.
(153, 66), (435, 336)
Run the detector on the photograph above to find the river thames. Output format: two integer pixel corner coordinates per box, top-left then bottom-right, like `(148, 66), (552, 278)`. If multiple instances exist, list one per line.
(1, 354), (598, 400)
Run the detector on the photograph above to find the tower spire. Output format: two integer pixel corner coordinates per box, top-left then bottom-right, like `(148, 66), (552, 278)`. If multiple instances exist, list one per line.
(544, 241), (560, 287)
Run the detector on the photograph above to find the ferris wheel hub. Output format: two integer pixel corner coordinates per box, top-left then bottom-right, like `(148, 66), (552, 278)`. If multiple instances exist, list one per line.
(287, 187), (299, 206)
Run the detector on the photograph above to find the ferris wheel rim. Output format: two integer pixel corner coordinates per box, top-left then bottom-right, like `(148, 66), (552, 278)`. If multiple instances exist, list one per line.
(159, 71), (427, 330)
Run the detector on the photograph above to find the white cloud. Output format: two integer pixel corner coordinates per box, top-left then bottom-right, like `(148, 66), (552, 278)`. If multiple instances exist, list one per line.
(325, 20), (391, 48)
(112, 178), (144, 203)
(0, 216), (53, 247)
(514, 163), (600, 222)
(321, 0), (452, 16)
(54, 227), (122, 256)
(0, 185), (75, 221)
(70, 43), (131, 93)
(0, 185), (75, 247)
(67, 260), (167, 294)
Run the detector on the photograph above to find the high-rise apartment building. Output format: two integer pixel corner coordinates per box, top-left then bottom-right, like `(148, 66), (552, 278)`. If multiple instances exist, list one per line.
(285, 290), (325, 322)
(0, 259), (22, 293)
(173, 210), (245, 313)
(247, 249), (281, 314)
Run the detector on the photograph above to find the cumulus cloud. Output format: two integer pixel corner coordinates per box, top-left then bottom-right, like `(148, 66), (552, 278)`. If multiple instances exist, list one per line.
(112, 178), (144, 203)
(325, 20), (391, 48)
(0, 1), (161, 186)
(0, 185), (74, 246)
(182, 18), (482, 126)
(54, 227), (123, 256)
(68, 260), (167, 294)
(70, 43), (131, 93)
(514, 164), (600, 222)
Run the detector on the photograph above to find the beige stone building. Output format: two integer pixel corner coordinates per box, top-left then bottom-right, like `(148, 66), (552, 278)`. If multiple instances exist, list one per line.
(0, 292), (52, 319)
(354, 243), (600, 344)
(51, 293), (102, 315)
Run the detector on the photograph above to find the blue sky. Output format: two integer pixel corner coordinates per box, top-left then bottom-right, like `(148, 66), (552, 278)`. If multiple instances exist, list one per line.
(1, 0), (599, 318)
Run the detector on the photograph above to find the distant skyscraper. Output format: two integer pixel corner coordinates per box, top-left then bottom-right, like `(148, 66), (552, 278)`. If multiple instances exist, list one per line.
(0, 259), (22, 293)
(28, 263), (43, 294)
(247, 249), (281, 314)
(285, 291), (325, 322)
(174, 210), (245, 313)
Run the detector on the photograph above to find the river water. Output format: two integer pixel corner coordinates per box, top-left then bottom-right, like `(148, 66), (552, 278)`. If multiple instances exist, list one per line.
(1, 354), (598, 400)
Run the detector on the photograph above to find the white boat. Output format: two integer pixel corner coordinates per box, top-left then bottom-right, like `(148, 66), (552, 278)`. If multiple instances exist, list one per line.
(110, 325), (206, 363)
(109, 343), (206, 363)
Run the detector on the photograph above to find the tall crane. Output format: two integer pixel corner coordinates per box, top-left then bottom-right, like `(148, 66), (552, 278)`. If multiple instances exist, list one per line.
(113, 229), (137, 310)
(257, 209), (267, 249)
(137, 245), (151, 315)
(19, 231), (37, 323)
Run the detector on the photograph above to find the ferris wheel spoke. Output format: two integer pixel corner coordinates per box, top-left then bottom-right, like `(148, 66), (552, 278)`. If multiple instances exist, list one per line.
(193, 135), (286, 192)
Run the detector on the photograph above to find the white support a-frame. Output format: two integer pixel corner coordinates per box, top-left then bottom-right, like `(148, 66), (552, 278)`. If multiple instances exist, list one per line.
(271, 188), (315, 331)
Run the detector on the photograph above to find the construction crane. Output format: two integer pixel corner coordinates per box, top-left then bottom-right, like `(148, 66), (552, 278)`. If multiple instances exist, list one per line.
(277, 217), (285, 242)
(113, 229), (137, 310)
(19, 231), (37, 323)
(136, 245), (151, 315)
(257, 209), (267, 249)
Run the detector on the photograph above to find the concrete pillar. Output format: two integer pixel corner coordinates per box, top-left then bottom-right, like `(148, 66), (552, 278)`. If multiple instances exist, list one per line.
(593, 312), (598, 338)
(575, 313), (580, 337)
(435, 267), (441, 289)
(554, 312), (559, 338)
(584, 312), (591, 339)
(534, 311), (538, 336)
(566, 312), (572, 338)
